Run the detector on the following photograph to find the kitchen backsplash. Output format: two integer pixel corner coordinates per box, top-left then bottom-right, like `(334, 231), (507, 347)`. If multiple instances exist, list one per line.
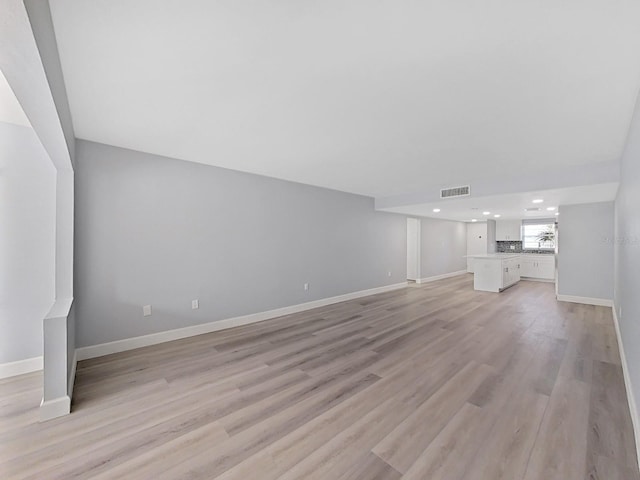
(496, 240), (522, 252)
(496, 241), (555, 255)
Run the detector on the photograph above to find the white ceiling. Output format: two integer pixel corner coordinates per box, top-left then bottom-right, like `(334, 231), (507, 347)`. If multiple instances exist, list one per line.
(379, 183), (620, 222)
(0, 69), (30, 127)
(49, 0), (640, 197)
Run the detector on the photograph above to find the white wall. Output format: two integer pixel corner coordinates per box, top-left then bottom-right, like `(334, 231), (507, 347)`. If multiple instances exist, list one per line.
(0, 122), (56, 364)
(2, 1), (77, 416)
(557, 201), (614, 301)
(466, 222), (488, 273)
(419, 217), (467, 280)
(486, 219), (497, 253)
(466, 222), (488, 255)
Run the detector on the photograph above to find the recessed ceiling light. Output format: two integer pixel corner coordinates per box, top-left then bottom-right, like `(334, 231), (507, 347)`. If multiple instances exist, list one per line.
(471, 219), (478, 222)
(546, 207), (556, 211)
(494, 214), (501, 218)
(433, 208), (441, 213)
(482, 211), (490, 215)
(532, 199), (544, 204)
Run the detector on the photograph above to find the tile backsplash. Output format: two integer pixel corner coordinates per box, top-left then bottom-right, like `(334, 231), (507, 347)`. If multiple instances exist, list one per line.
(496, 241), (555, 255)
(496, 240), (522, 252)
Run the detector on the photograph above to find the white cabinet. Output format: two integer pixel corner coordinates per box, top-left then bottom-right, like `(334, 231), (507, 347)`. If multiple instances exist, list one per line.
(501, 257), (521, 289)
(496, 220), (522, 241)
(519, 257), (536, 277)
(537, 258), (555, 280)
(520, 255), (555, 280)
(473, 255), (520, 292)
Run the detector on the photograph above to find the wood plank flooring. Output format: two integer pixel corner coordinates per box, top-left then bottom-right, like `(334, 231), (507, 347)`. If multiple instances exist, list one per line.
(1, 275), (638, 479)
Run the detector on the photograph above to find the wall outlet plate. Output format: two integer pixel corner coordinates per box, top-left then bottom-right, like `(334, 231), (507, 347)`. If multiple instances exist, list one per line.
(192, 299), (199, 310)
(304, 283), (309, 291)
(143, 305), (152, 316)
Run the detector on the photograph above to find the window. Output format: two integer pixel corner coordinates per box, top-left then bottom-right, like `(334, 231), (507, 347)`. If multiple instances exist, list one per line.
(522, 222), (556, 250)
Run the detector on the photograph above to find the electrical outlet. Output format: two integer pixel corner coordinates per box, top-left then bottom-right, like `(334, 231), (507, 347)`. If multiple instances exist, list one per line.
(192, 299), (199, 310)
(143, 305), (152, 317)
(304, 283), (309, 291)
(388, 271), (392, 277)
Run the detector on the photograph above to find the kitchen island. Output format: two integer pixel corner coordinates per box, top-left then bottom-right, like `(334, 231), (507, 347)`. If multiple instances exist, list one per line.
(468, 254), (521, 292)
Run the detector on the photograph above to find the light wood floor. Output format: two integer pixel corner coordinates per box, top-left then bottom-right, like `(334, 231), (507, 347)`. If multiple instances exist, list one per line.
(1, 275), (638, 479)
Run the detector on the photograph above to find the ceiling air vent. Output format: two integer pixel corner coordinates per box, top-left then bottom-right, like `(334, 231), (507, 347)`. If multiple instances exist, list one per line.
(440, 185), (470, 199)
(525, 207), (541, 212)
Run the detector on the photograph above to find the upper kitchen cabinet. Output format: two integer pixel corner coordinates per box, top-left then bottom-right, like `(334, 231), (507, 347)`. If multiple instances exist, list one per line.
(496, 220), (522, 241)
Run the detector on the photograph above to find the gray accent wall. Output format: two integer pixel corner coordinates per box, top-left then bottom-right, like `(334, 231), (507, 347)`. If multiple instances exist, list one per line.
(0, 122), (56, 363)
(74, 140), (407, 347)
(615, 90), (640, 423)
(557, 201), (614, 301)
(419, 217), (467, 279)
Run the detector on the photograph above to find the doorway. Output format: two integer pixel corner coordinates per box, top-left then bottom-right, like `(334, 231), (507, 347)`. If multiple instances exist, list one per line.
(407, 218), (421, 281)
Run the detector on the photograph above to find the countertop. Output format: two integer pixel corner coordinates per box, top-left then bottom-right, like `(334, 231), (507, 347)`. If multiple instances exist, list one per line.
(466, 253), (556, 260)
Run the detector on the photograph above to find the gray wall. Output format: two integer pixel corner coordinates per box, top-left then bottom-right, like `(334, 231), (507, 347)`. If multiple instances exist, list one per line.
(0, 122), (56, 363)
(615, 90), (640, 422)
(557, 201), (614, 300)
(74, 140), (407, 347)
(419, 217), (467, 279)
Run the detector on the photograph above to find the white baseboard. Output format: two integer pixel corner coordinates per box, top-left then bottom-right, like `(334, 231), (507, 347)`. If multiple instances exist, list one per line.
(520, 277), (555, 283)
(68, 350), (77, 398)
(0, 356), (43, 379)
(77, 282), (408, 361)
(416, 270), (467, 284)
(40, 395), (71, 422)
(612, 305), (640, 469)
(556, 294), (613, 307)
